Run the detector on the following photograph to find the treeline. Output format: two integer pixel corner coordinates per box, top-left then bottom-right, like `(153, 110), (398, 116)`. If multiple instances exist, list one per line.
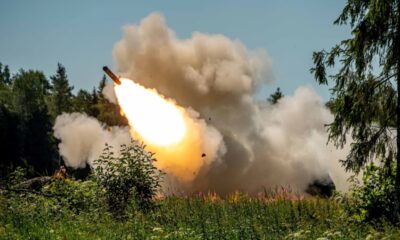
(0, 62), (127, 178)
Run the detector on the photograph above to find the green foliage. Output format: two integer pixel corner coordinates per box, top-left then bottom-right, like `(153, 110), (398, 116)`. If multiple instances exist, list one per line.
(0, 69), (58, 177)
(23, 108), (58, 175)
(268, 87), (284, 104)
(49, 63), (74, 118)
(94, 141), (163, 216)
(0, 82), (12, 108)
(3, 167), (103, 219)
(72, 89), (92, 112)
(95, 99), (128, 126)
(311, 0), (399, 173)
(41, 178), (102, 214)
(6, 166), (28, 187)
(0, 62), (11, 85)
(3, 186), (400, 239)
(0, 106), (23, 177)
(89, 87), (100, 117)
(1, 169), (399, 238)
(311, 0), (400, 221)
(0, 63), (12, 107)
(345, 164), (396, 221)
(12, 69), (50, 118)
(0, 62), (128, 178)
(91, 75), (128, 126)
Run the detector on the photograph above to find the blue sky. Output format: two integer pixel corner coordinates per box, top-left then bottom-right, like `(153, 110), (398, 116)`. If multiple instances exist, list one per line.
(0, 0), (349, 100)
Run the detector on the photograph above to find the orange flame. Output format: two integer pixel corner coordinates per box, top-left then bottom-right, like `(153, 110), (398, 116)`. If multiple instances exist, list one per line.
(114, 78), (207, 181)
(115, 78), (187, 146)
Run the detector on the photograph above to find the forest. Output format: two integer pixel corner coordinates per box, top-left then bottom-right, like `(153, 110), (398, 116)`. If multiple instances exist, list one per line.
(0, 63), (127, 178)
(2, 0), (400, 239)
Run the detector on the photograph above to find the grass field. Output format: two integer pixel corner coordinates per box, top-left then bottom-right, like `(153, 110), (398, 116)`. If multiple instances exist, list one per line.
(1, 187), (400, 240)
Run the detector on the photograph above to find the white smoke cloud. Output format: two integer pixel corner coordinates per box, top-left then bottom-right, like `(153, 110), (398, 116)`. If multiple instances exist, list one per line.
(112, 13), (351, 193)
(54, 12), (351, 193)
(113, 13), (271, 105)
(53, 113), (131, 168)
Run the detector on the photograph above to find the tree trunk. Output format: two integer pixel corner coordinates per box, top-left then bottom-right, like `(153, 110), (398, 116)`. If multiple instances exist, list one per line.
(396, 72), (400, 221)
(395, 1), (400, 221)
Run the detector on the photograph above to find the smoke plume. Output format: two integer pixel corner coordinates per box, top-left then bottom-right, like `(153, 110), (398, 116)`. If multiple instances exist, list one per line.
(54, 13), (351, 193)
(113, 13), (350, 192)
(53, 113), (131, 168)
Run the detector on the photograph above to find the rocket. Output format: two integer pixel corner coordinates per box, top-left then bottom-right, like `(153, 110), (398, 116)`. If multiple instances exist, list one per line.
(102, 66), (121, 85)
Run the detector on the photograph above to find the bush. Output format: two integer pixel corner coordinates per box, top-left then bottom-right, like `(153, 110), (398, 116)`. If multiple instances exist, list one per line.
(3, 167), (102, 217)
(94, 141), (163, 217)
(345, 164), (396, 222)
(41, 178), (102, 214)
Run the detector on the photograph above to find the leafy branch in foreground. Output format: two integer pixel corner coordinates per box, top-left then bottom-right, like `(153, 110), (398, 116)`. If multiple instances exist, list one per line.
(311, 0), (400, 221)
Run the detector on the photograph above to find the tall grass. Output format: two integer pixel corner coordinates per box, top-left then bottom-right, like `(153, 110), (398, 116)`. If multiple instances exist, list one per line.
(1, 188), (400, 239)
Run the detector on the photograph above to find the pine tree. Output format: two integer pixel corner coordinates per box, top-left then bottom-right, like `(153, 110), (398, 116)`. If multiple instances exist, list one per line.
(90, 87), (100, 118)
(50, 63), (74, 117)
(12, 70), (50, 118)
(72, 89), (93, 114)
(94, 75), (128, 126)
(0, 63), (12, 107)
(98, 74), (107, 95)
(0, 63), (11, 85)
(11, 69), (57, 176)
(311, 0), (400, 219)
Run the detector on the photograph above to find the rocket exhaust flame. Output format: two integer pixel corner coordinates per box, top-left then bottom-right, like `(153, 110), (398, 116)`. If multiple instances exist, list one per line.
(111, 77), (220, 182)
(114, 78), (186, 146)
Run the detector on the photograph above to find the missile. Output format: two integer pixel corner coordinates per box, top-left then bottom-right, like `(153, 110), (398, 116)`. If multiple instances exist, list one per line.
(102, 66), (121, 85)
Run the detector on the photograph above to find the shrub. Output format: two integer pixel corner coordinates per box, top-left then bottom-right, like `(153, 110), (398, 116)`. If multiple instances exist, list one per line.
(3, 166), (102, 217)
(4, 166), (27, 187)
(345, 164), (396, 222)
(41, 178), (102, 214)
(94, 140), (163, 217)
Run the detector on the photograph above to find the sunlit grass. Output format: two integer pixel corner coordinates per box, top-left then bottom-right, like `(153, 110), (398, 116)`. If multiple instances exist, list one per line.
(1, 188), (400, 239)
